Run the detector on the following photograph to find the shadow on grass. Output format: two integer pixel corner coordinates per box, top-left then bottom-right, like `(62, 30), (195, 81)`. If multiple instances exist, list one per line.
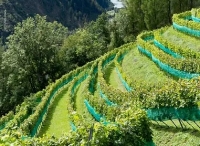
(38, 87), (69, 137)
(151, 122), (200, 138)
(103, 62), (115, 85)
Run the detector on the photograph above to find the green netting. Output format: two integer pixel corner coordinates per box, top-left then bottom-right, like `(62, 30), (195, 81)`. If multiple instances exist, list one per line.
(145, 141), (156, 146)
(146, 107), (200, 121)
(93, 66), (98, 74)
(70, 121), (77, 131)
(117, 52), (127, 63)
(99, 90), (116, 106)
(192, 15), (200, 22)
(102, 54), (116, 69)
(173, 22), (200, 37)
(138, 46), (199, 79)
(84, 99), (105, 122)
(89, 66), (98, 94)
(71, 73), (88, 95)
(153, 40), (183, 59)
(184, 16), (192, 20)
(146, 107), (176, 121)
(89, 77), (96, 94)
(30, 90), (57, 137)
(0, 123), (5, 130)
(97, 84), (116, 106)
(115, 67), (132, 92)
(30, 74), (78, 137)
(143, 36), (154, 41)
(176, 107), (200, 121)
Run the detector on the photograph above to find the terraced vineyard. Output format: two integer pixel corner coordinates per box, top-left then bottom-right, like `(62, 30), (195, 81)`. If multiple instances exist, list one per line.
(1, 9), (200, 145)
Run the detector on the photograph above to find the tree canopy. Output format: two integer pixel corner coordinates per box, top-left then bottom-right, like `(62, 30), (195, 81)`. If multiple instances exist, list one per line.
(0, 15), (67, 114)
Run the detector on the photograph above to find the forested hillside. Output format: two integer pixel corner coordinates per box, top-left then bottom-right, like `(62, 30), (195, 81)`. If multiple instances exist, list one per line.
(0, 0), (111, 39)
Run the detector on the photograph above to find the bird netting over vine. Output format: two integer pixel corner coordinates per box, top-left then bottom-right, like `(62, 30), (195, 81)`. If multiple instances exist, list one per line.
(84, 99), (106, 123)
(191, 15), (200, 22)
(102, 54), (116, 68)
(146, 107), (200, 121)
(137, 46), (199, 79)
(173, 22), (200, 37)
(30, 74), (78, 137)
(117, 52), (128, 63)
(153, 40), (182, 59)
(99, 90), (116, 106)
(71, 73), (88, 95)
(115, 67), (132, 92)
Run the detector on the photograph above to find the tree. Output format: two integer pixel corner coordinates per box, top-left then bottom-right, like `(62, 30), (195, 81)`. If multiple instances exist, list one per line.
(60, 13), (111, 69)
(141, 0), (169, 30)
(109, 20), (124, 48)
(0, 15), (67, 115)
(124, 0), (146, 35)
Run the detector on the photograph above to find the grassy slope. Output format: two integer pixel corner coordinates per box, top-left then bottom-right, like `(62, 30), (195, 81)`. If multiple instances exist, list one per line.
(162, 27), (200, 53)
(152, 125), (200, 146)
(75, 78), (94, 121)
(122, 45), (174, 87)
(38, 87), (71, 138)
(121, 44), (200, 145)
(103, 62), (126, 92)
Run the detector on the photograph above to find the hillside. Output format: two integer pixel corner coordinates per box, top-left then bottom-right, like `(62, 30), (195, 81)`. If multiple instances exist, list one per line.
(0, 0), (111, 36)
(1, 8), (200, 146)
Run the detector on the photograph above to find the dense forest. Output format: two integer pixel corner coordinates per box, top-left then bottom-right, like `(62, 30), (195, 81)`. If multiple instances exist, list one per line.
(0, 0), (200, 116)
(0, 0), (111, 41)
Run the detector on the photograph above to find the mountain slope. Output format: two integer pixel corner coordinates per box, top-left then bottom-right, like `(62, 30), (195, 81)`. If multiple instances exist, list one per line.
(0, 0), (111, 34)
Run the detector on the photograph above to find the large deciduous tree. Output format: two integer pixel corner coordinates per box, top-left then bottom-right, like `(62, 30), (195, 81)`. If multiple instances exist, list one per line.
(60, 13), (111, 70)
(0, 15), (67, 115)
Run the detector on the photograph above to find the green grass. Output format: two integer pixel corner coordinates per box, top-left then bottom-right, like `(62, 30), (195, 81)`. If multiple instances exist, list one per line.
(152, 125), (200, 146)
(38, 87), (71, 138)
(122, 45), (174, 87)
(75, 78), (94, 122)
(162, 27), (200, 53)
(103, 62), (126, 92)
(151, 120), (200, 131)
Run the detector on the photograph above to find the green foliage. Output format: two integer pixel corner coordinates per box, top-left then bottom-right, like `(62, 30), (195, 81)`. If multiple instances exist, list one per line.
(191, 8), (200, 18)
(114, 44), (133, 89)
(60, 13), (111, 70)
(154, 27), (200, 59)
(0, 0), (111, 35)
(172, 10), (200, 37)
(0, 111), (14, 130)
(139, 79), (200, 109)
(20, 61), (93, 137)
(137, 30), (200, 74)
(0, 44), (153, 144)
(115, 0), (200, 43)
(0, 14), (67, 115)
(0, 90), (45, 135)
(141, 0), (169, 30)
